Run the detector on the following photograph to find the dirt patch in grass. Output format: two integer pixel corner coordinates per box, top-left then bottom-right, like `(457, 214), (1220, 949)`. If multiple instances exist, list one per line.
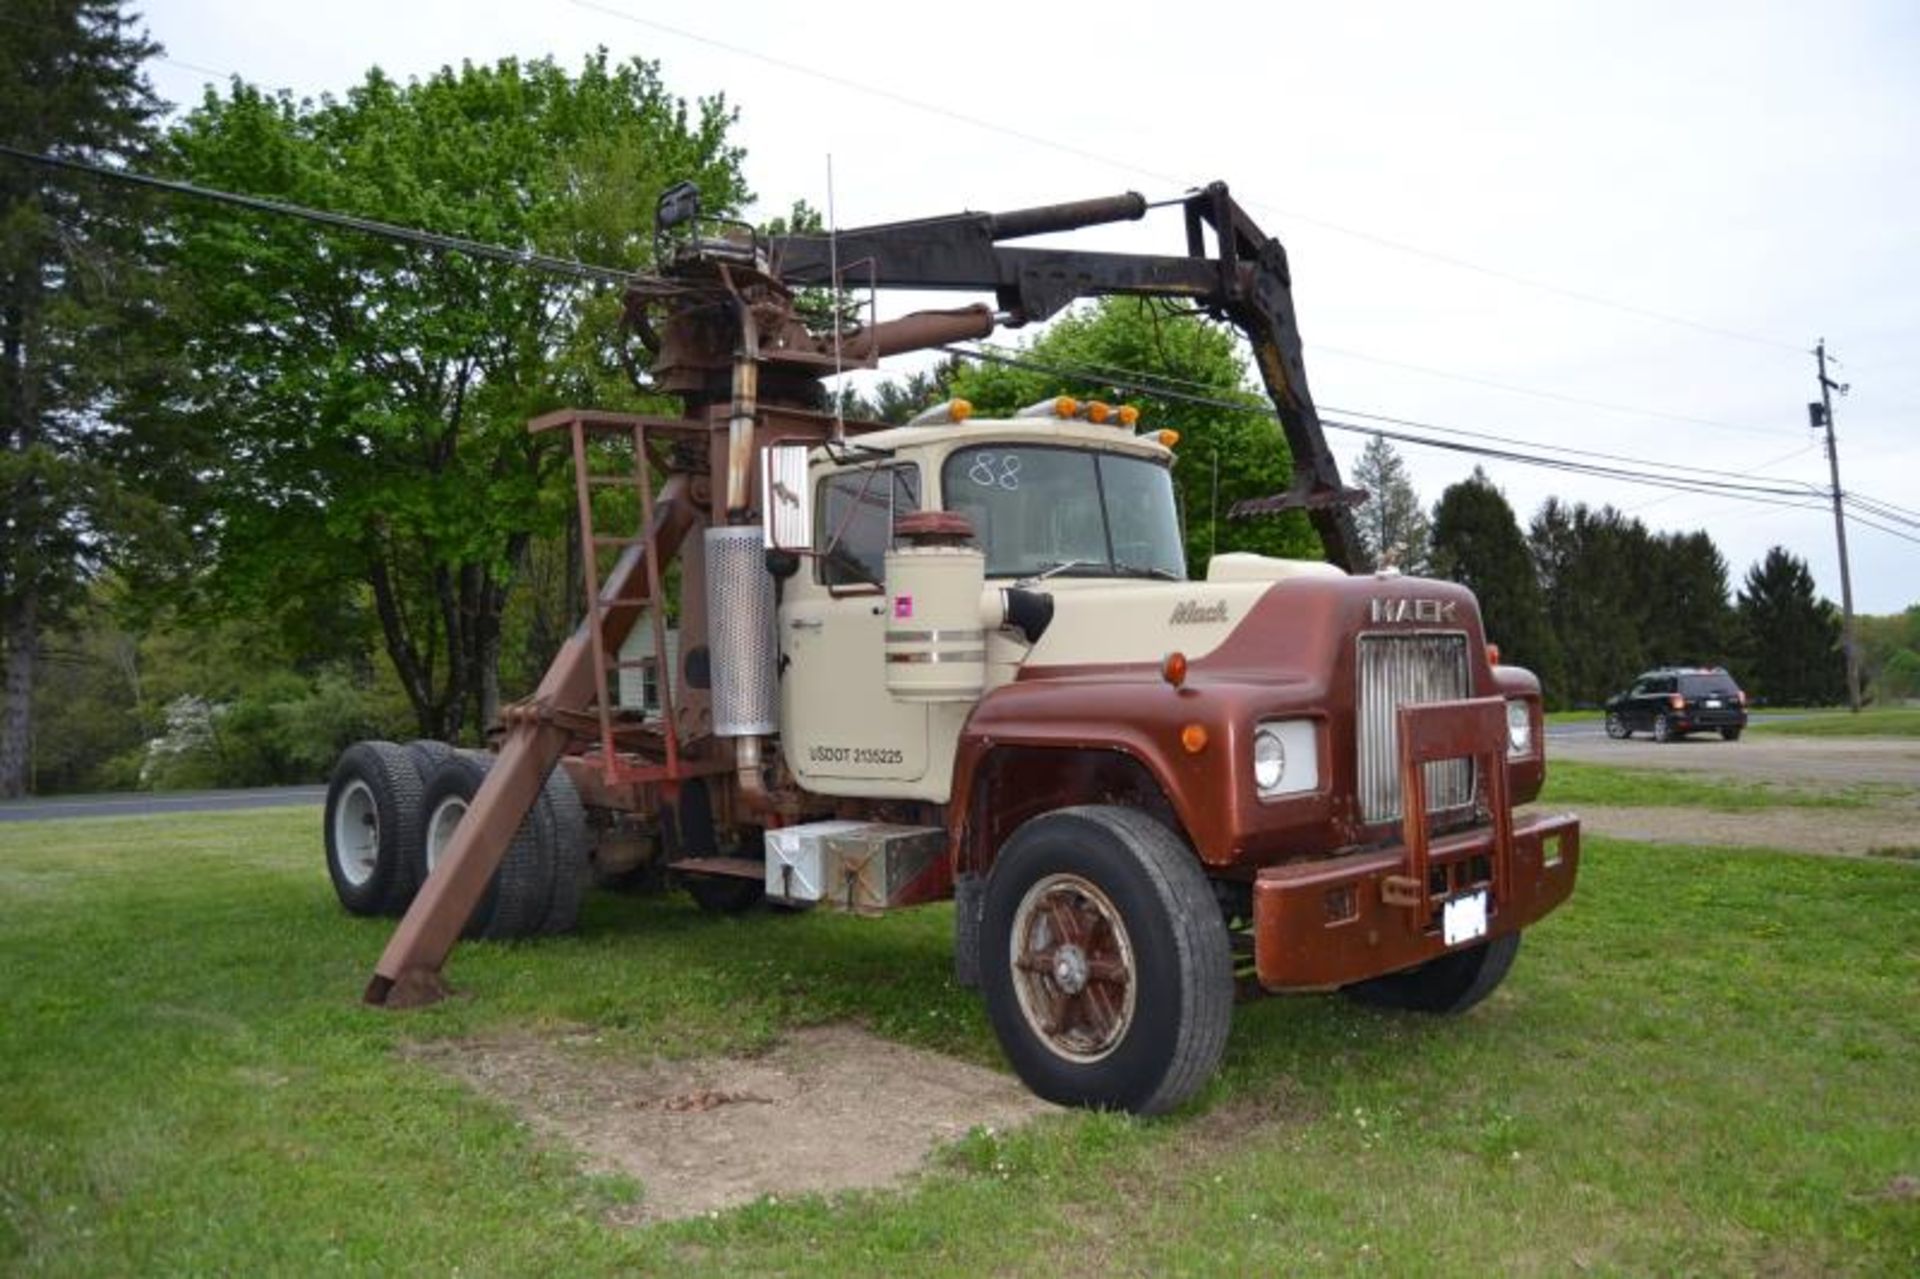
(403, 1023), (1057, 1224)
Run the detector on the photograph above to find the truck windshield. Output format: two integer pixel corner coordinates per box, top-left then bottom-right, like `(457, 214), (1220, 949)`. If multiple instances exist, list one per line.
(942, 444), (1186, 581)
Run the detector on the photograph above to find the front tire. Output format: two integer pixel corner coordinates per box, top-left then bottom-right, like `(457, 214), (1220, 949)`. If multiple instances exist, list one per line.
(1604, 711), (1630, 739)
(1344, 932), (1521, 1014)
(980, 806), (1232, 1116)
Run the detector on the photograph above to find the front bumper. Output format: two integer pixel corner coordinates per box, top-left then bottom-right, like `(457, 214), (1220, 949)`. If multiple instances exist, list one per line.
(1251, 810), (1580, 989)
(1251, 695), (1581, 991)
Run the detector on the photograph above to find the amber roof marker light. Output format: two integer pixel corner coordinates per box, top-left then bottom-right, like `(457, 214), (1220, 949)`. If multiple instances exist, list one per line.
(1161, 651), (1188, 688)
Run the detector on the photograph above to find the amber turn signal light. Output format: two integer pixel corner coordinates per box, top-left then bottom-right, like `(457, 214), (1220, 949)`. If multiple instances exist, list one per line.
(1161, 651), (1188, 688)
(1485, 643), (1501, 666)
(1180, 723), (1209, 753)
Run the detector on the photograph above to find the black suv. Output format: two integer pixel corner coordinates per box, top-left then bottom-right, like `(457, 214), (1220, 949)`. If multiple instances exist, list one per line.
(1604, 667), (1748, 742)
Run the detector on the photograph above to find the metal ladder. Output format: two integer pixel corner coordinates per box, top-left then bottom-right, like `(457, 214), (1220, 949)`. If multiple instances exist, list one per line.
(532, 410), (692, 787)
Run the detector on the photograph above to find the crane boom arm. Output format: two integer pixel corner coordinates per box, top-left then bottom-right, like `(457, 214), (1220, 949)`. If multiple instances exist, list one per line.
(769, 181), (1368, 571)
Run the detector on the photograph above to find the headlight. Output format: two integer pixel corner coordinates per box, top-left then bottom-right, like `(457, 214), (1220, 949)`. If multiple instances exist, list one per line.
(1253, 728), (1286, 791)
(1506, 698), (1533, 757)
(1252, 719), (1319, 797)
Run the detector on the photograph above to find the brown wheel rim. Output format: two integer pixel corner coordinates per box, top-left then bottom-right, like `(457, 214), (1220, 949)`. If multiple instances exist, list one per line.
(1009, 872), (1137, 1063)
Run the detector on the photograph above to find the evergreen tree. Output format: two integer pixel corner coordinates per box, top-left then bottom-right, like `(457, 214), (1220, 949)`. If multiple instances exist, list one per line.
(1530, 501), (1647, 704)
(0, 0), (163, 796)
(1431, 468), (1564, 700)
(1644, 529), (1736, 668)
(1735, 547), (1845, 705)
(1351, 433), (1431, 574)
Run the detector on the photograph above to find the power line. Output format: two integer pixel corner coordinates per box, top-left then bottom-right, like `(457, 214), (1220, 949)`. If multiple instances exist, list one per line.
(1848, 490), (1920, 525)
(942, 343), (1827, 507)
(1625, 443), (1819, 515)
(10, 142), (1906, 547)
(1844, 511), (1920, 548)
(978, 336), (1790, 440)
(1311, 343), (1796, 439)
(566, 0), (1810, 360)
(967, 340), (1813, 483)
(0, 144), (652, 289)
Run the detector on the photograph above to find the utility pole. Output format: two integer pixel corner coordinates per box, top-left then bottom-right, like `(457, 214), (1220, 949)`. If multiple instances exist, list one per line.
(1810, 339), (1861, 712)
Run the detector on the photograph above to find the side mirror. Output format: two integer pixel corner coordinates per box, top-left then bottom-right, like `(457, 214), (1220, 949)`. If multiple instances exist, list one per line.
(761, 443), (812, 551)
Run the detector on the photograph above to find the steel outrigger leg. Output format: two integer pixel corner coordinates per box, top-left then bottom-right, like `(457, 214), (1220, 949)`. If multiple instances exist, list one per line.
(363, 477), (698, 1007)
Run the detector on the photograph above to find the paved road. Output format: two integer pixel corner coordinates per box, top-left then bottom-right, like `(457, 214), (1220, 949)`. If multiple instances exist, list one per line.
(0, 785), (324, 823)
(1544, 711), (1808, 740)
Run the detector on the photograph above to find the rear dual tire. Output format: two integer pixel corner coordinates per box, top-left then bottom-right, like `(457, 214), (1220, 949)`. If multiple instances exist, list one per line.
(324, 741), (424, 917)
(323, 739), (588, 938)
(414, 753), (591, 940)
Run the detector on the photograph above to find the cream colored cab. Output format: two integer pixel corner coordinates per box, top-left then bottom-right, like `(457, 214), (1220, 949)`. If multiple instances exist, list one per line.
(772, 417), (1312, 803)
(779, 461), (931, 792)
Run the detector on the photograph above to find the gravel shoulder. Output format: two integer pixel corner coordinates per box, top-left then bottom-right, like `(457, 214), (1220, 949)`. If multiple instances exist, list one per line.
(1542, 732), (1920, 857)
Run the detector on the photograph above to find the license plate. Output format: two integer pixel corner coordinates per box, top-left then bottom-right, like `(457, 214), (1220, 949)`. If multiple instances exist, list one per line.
(1705, 698), (1722, 708)
(1443, 889), (1489, 947)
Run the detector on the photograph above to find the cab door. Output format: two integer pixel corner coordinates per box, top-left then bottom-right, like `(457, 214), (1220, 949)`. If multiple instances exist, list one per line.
(779, 463), (929, 792)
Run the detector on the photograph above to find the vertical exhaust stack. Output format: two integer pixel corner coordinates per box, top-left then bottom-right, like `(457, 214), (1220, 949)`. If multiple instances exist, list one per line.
(714, 308), (775, 802)
(726, 305), (760, 521)
(703, 526), (778, 734)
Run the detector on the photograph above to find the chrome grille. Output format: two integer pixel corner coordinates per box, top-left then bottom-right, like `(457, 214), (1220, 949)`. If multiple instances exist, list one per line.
(1356, 632), (1473, 824)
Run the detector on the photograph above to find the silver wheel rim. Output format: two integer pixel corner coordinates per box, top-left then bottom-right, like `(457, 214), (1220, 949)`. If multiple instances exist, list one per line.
(1009, 872), (1138, 1064)
(425, 795), (470, 877)
(331, 778), (380, 887)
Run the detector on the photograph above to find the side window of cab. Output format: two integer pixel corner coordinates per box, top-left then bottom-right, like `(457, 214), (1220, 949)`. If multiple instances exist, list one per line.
(815, 464), (922, 590)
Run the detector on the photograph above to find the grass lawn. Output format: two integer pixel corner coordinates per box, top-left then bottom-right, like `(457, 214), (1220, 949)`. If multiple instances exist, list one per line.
(1537, 759), (1904, 810)
(2, 808), (1916, 1276)
(1752, 708), (1920, 738)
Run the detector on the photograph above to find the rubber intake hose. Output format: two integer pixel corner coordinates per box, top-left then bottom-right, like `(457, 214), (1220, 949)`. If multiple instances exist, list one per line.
(1000, 588), (1055, 645)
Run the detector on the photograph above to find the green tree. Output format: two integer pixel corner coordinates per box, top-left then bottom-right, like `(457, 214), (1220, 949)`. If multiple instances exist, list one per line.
(1351, 432), (1430, 574)
(1431, 468), (1564, 699)
(157, 54), (748, 739)
(1735, 547), (1845, 705)
(1, 0), (164, 796)
(945, 299), (1317, 576)
(1644, 529), (1736, 667)
(1528, 501), (1734, 705)
(849, 359), (960, 425)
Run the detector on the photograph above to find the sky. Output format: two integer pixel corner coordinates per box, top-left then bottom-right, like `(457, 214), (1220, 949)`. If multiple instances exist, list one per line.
(134, 0), (1918, 613)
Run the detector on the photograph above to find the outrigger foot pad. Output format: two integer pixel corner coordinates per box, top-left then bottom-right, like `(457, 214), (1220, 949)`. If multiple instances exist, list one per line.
(364, 967), (452, 1009)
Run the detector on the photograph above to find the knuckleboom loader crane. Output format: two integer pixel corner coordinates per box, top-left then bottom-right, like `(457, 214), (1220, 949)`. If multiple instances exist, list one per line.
(335, 181), (1578, 1116)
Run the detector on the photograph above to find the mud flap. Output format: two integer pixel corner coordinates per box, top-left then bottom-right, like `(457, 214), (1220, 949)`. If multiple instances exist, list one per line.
(953, 872), (984, 989)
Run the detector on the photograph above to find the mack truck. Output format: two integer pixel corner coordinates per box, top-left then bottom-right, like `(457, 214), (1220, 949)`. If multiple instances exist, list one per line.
(326, 180), (1580, 1115)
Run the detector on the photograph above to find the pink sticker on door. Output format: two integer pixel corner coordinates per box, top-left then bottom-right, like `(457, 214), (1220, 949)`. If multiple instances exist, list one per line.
(893, 595), (913, 619)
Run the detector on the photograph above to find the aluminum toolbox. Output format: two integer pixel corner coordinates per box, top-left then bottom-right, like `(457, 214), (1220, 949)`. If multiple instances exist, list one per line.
(821, 824), (947, 914)
(764, 820), (867, 903)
